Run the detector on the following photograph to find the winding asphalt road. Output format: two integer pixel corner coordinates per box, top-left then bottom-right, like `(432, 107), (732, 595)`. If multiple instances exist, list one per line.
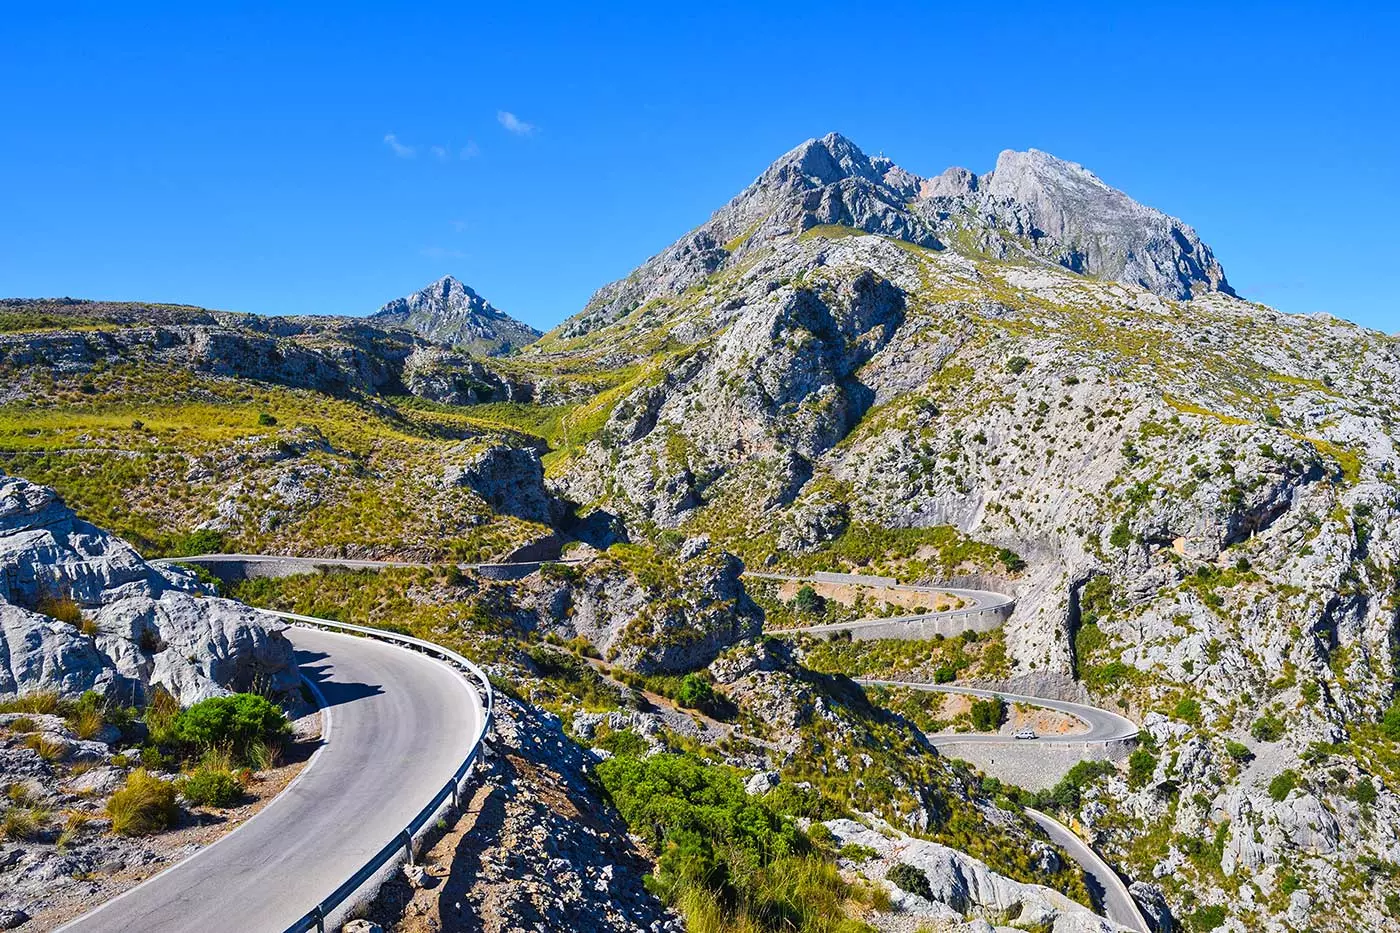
(761, 573), (1147, 932)
(58, 625), (485, 933)
(748, 571), (1015, 637)
(860, 680), (1140, 747)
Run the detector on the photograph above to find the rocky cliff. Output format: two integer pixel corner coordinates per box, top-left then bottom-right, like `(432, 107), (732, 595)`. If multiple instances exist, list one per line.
(0, 471), (297, 704)
(504, 134), (1400, 932)
(560, 133), (1230, 338)
(372, 276), (540, 356)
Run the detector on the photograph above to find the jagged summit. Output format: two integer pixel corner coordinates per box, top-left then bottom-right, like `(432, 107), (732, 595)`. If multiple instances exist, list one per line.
(372, 275), (540, 356)
(563, 133), (1232, 336)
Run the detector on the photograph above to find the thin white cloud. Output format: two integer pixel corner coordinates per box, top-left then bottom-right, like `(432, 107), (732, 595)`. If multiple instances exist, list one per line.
(460, 140), (480, 159)
(383, 133), (416, 158)
(429, 145), (449, 162)
(496, 111), (535, 136)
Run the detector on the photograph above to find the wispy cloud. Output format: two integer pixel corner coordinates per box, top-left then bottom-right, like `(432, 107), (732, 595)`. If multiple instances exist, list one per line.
(497, 111), (535, 136)
(460, 140), (480, 159)
(383, 133), (416, 158)
(421, 246), (467, 260)
(429, 145), (450, 162)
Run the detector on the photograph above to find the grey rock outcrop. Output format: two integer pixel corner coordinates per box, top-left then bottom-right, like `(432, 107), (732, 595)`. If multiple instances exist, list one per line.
(444, 443), (554, 524)
(824, 817), (1132, 931)
(372, 275), (540, 356)
(561, 132), (1231, 336)
(0, 471), (297, 704)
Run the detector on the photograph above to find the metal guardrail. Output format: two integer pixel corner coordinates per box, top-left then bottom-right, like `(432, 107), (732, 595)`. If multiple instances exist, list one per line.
(260, 610), (495, 933)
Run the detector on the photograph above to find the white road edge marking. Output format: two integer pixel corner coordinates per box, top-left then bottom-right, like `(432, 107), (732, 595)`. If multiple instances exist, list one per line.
(53, 664), (335, 932)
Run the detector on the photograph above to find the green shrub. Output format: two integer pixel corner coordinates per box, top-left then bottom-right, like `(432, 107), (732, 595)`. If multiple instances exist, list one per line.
(178, 767), (244, 808)
(933, 666), (955, 684)
(595, 728), (648, 757)
(107, 769), (179, 836)
(1127, 748), (1157, 789)
(793, 585), (826, 615)
(168, 529), (227, 558)
(1173, 697), (1202, 724)
(1189, 904), (1227, 930)
(1251, 714), (1285, 742)
(1268, 769), (1300, 801)
(886, 862), (932, 899)
(257, 412), (278, 426)
(968, 696), (1005, 732)
(838, 843), (877, 863)
(171, 694), (290, 765)
(1353, 777), (1378, 806)
(1224, 740), (1253, 762)
(1006, 355), (1029, 375)
(675, 674), (717, 714)
(1382, 699), (1400, 741)
(595, 753), (806, 911)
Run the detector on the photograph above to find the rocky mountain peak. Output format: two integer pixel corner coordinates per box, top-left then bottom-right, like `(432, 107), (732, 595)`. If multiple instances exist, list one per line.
(372, 275), (540, 356)
(560, 134), (1235, 338)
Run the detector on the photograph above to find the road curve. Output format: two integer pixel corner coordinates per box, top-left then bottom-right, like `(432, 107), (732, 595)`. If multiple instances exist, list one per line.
(859, 680), (1140, 747)
(747, 571), (1014, 637)
(58, 625), (485, 933)
(1026, 808), (1149, 932)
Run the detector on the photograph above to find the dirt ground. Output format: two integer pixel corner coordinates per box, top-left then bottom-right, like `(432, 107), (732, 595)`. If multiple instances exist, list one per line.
(19, 710), (322, 932)
(775, 580), (963, 613)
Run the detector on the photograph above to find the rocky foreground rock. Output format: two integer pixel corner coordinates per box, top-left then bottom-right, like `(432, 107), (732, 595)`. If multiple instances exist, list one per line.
(0, 471), (297, 704)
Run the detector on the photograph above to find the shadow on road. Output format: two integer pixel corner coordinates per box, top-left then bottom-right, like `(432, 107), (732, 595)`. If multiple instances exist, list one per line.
(295, 649), (386, 709)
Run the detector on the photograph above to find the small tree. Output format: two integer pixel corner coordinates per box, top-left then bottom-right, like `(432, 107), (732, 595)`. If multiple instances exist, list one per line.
(1127, 748), (1157, 789)
(675, 674), (716, 714)
(1251, 713), (1285, 742)
(969, 696), (1006, 732)
(793, 585), (826, 616)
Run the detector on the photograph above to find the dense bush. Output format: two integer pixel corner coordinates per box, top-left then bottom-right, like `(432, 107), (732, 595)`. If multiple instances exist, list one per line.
(171, 694), (290, 764)
(108, 769), (179, 836)
(1382, 699), (1400, 740)
(178, 767), (244, 808)
(1127, 748), (1157, 789)
(595, 753), (868, 932)
(168, 528), (228, 558)
(1251, 713), (1285, 742)
(886, 862), (932, 899)
(793, 585), (826, 615)
(1268, 769), (1300, 801)
(968, 696), (1005, 732)
(675, 674), (717, 713)
(1224, 740), (1253, 762)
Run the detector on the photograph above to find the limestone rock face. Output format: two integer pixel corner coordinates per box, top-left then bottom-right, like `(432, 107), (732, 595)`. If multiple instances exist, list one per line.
(372, 275), (540, 356)
(0, 471), (297, 704)
(823, 818), (1132, 932)
(444, 444), (554, 525)
(562, 132), (1231, 337)
(524, 547), (761, 674)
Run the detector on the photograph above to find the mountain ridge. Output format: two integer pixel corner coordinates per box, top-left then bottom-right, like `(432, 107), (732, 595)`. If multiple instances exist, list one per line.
(372, 274), (540, 356)
(558, 132), (1232, 339)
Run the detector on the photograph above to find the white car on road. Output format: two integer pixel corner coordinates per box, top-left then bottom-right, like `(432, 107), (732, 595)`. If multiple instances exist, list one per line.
(1014, 728), (1038, 740)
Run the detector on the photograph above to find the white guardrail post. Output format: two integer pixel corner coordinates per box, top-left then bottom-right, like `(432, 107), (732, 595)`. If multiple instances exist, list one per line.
(262, 611), (494, 933)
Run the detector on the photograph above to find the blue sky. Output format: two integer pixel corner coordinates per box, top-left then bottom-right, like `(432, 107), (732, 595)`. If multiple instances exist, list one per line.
(2, 2), (1396, 333)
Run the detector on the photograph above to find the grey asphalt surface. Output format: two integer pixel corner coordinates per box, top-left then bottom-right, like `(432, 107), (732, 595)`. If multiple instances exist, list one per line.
(1025, 808), (1150, 932)
(859, 680), (1140, 746)
(58, 625), (483, 933)
(746, 572), (1014, 635)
